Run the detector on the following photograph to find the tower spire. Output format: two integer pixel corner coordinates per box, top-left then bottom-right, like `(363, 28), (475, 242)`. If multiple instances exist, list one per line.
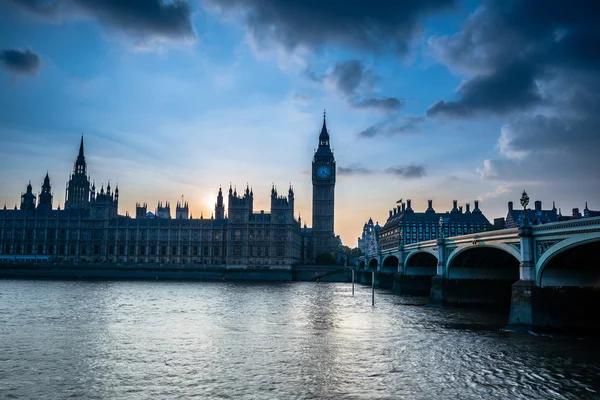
(318, 109), (330, 147)
(78, 135), (84, 158)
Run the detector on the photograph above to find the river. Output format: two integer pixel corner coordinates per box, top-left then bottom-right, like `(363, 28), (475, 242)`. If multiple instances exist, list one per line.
(0, 280), (598, 399)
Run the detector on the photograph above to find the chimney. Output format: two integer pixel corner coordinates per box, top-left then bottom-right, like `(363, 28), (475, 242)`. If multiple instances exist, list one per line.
(402, 202), (405, 212)
(452, 200), (458, 211)
(407, 199), (412, 211)
(474, 200), (480, 210)
(535, 200), (542, 211)
(397, 205), (401, 213)
(389, 210), (393, 218)
(466, 203), (471, 213)
(508, 201), (513, 212)
(428, 200), (433, 209)
(459, 206), (463, 214)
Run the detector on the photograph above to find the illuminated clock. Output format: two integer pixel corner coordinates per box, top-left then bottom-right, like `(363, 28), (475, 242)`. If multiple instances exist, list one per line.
(317, 166), (330, 178)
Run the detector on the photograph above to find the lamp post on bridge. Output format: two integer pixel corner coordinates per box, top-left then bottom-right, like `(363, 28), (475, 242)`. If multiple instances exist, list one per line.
(520, 190), (530, 227)
(508, 189), (537, 330)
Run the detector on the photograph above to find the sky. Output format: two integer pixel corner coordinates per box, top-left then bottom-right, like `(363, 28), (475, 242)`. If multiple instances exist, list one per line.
(0, 0), (599, 246)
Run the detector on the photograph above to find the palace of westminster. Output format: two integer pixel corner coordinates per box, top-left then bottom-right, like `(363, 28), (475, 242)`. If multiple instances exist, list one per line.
(0, 114), (338, 267)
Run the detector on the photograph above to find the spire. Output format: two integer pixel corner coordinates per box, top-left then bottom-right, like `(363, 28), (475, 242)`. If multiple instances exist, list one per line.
(319, 109), (330, 145)
(78, 135), (84, 158)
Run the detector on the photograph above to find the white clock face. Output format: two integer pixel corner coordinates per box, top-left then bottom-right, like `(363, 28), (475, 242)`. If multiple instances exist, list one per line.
(317, 166), (330, 178)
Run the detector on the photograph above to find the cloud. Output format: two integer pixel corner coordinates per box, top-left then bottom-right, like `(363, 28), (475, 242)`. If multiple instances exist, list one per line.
(0, 49), (41, 76)
(427, 0), (600, 200)
(205, 0), (457, 55)
(477, 183), (512, 201)
(338, 163), (426, 179)
(351, 97), (403, 112)
(317, 60), (403, 113)
(384, 164), (427, 179)
(5, 0), (195, 43)
(427, 61), (541, 116)
(358, 115), (424, 138)
(427, 0), (600, 116)
(337, 164), (374, 176)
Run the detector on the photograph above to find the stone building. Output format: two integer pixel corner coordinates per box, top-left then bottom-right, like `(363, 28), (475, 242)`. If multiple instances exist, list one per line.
(0, 136), (302, 267)
(363, 199), (492, 253)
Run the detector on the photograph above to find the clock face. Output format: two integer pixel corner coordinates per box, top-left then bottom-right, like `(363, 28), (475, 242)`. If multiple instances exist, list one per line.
(317, 166), (330, 178)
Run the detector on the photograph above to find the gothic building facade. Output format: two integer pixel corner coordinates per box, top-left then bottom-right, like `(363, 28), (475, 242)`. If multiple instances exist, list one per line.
(311, 112), (336, 259)
(0, 114), (336, 266)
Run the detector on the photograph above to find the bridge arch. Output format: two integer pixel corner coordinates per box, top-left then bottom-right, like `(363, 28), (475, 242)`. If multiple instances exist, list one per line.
(381, 255), (399, 273)
(447, 245), (520, 280)
(537, 237), (600, 287)
(404, 250), (437, 277)
(368, 258), (378, 270)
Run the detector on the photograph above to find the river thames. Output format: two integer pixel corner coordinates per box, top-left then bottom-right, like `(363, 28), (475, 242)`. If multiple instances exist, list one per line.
(0, 280), (598, 399)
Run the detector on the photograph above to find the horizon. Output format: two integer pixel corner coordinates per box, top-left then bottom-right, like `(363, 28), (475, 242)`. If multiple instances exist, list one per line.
(1, 0), (599, 246)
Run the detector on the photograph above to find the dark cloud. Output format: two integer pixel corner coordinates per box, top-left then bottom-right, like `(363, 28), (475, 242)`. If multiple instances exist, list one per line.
(428, 0), (600, 199)
(427, 62), (541, 116)
(428, 0), (600, 116)
(0, 49), (41, 75)
(478, 72), (600, 187)
(320, 60), (403, 113)
(5, 0), (194, 41)
(358, 115), (424, 138)
(385, 164), (427, 179)
(206, 0), (457, 54)
(338, 164), (374, 176)
(338, 163), (427, 179)
(352, 97), (403, 112)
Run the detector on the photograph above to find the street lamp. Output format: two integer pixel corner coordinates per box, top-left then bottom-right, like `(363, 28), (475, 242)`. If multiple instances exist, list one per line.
(439, 216), (444, 239)
(520, 190), (529, 226)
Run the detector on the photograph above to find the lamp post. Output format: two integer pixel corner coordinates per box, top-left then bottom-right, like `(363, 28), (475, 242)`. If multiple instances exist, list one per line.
(520, 190), (529, 227)
(439, 216), (444, 239)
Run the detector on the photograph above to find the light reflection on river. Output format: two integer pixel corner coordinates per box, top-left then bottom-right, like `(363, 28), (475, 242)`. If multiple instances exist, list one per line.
(0, 280), (599, 399)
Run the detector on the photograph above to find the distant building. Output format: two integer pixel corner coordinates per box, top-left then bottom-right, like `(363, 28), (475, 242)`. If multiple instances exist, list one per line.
(357, 218), (380, 257)
(505, 200), (559, 228)
(377, 199), (492, 252)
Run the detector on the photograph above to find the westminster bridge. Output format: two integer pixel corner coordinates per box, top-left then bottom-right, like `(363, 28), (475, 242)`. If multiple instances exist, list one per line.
(356, 216), (600, 332)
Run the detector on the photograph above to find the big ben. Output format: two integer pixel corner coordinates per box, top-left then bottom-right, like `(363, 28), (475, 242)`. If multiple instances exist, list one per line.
(312, 111), (336, 260)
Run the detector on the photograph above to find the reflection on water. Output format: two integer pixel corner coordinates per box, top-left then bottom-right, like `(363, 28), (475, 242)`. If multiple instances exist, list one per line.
(1, 280), (599, 399)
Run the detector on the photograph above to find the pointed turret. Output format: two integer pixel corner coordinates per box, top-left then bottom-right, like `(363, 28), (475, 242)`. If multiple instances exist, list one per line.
(38, 172), (53, 211)
(319, 109), (330, 146)
(65, 136), (91, 209)
(20, 180), (36, 211)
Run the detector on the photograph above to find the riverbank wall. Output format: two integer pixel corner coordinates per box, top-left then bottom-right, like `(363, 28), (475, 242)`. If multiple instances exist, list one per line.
(0, 263), (351, 283)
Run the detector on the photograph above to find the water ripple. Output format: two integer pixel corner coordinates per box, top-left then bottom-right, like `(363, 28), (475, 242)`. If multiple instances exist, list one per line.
(0, 280), (599, 399)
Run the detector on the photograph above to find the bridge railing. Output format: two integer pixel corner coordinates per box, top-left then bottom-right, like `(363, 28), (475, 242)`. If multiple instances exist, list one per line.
(532, 216), (600, 234)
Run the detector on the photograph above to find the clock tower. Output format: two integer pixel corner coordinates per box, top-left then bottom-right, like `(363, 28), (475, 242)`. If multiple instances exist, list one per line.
(312, 111), (336, 260)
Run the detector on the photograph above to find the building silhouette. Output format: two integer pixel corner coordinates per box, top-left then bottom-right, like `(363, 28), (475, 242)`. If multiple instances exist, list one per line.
(359, 199), (492, 256)
(0, 114), (336, 266)
(311, 111), (336, 259)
